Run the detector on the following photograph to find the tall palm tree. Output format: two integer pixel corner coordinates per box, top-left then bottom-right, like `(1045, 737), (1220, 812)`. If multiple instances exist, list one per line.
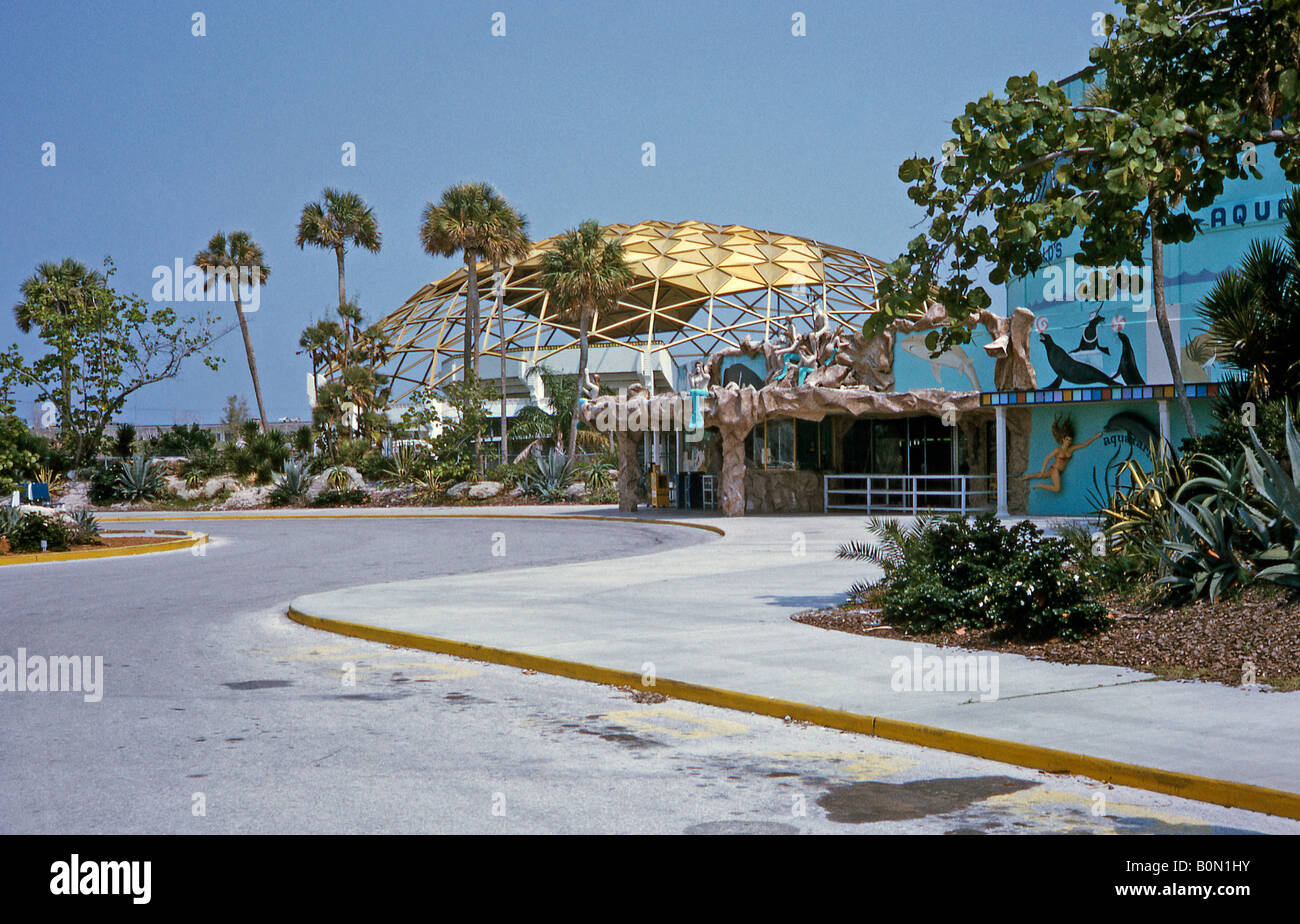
(194, 231), (271, 432)
(13, 258), (105, 431)
(538, 220), (633, 460)
(419, 182), (520, 381)
(482, 203), (531, 465)
(1198, 186), (1300, 400)
(295, 188), (382, 369)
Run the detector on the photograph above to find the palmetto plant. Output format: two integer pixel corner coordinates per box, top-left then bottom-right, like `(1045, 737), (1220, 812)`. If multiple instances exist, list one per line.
(538, 220), (634, 460)
(116, 455), (164, 502)
(510, 366), (609, 459)
(1198, 187), (1300, 400)
(522, 448), (573, 502)
(194, 231), (271, 431)
(113, 423), (136, 460)
(837, 515), (941, 576)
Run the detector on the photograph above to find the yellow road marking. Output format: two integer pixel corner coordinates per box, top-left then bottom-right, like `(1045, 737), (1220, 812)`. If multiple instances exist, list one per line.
(604, 706), (749, 739)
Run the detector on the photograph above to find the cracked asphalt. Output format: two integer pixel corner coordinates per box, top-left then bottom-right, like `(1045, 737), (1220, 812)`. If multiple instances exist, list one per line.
(2, 513), (1296, 834)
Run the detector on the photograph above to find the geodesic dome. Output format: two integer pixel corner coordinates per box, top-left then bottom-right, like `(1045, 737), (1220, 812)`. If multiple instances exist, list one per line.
(376, 219), (893, 401)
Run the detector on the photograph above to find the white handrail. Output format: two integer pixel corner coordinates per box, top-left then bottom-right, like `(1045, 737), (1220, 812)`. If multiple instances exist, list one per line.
(823, 473), (995, 514)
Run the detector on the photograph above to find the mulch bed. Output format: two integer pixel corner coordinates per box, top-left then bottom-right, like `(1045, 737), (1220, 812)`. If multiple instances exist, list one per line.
(793, 584), (1300, 691)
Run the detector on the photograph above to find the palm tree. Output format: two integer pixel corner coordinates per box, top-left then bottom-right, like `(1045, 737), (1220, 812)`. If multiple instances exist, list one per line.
(482, 203), (531, 465)
(13, 258), (105, 422)
(538, 220), (633, 460)
(194, 231), (271, 431)
(419, 182), (522, 381)
(295, 188), (382, 370)
(1198, 187), (1300, 400)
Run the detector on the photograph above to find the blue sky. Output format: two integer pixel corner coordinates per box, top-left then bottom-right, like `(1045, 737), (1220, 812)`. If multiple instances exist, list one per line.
(1, 0), (1110, 425)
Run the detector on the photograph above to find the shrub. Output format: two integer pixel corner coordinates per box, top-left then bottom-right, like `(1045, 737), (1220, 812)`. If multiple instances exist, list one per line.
(88, 465), (121, 505)
(116, 455), (165, 502)
(6, 512), (73, 553)
(482, 461), (528, 488)
(225, 430), (288, 483)
(309, 488), (369, 507)
(357, 452), (391, 483)
(150, 423), (217, 457)
(112, 424), (137, 460)
(839, 513), (1110, 642)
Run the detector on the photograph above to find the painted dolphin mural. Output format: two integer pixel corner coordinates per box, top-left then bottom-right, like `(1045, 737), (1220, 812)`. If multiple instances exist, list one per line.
(899, 335), (982, 390)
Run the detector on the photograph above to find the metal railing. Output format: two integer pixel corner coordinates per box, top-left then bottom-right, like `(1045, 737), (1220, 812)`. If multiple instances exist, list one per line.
(823, 473), (995, 514)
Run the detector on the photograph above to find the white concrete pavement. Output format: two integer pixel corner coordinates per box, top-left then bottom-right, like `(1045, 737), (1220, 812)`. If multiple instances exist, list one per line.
(288, 509), (1300, 797)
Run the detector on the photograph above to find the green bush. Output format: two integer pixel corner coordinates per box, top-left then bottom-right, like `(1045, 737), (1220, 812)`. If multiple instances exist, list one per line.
(88, 465), (121, 505)
(839, 514), (1110, 642)
(309, 488), (369, 507)
(482, 461), (528, 487)
(150, 424), (217, 457)
(6, 512), (74, 552)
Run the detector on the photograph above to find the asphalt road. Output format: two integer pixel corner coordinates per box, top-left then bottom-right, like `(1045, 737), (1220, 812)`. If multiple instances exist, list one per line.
(1, 513), (1296, 834)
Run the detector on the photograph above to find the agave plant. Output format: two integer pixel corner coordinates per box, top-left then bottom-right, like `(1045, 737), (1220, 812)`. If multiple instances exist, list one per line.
(270, 459), (311, 506)
(116, 455), (165, 502)
(0, 505), (22, 539)
(522, 449), (573, 502)
(69, 508), (100, 544)
(1240, 406), (1300, 588)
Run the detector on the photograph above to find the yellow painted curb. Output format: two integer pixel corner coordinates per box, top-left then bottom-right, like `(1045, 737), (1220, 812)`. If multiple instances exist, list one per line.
(0, 529), (208, 566)
(100, 510), (725, 535)
(287, 605), (1300, 821)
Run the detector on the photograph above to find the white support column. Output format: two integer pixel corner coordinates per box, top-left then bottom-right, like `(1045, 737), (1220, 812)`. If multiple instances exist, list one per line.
(1157, 399), (1171, 456)
(995, 405), (1009, 518)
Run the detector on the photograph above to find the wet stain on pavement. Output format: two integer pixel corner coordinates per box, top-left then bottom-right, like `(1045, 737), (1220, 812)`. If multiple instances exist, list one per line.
(444, 692), (494, 706)
(223, 680), (294, 691)
(1111, 815), (1260, 835)
(577, 725), (666, 749)
(818, 776), (1037, 823)
(685, 821), (800, 835)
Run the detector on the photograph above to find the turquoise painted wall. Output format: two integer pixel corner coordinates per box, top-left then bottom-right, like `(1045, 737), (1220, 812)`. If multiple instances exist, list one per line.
(1021, 400), (1215, 518)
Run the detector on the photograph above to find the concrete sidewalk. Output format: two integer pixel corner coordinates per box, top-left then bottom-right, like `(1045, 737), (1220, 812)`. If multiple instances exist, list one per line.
(288, 510), (1300, 801)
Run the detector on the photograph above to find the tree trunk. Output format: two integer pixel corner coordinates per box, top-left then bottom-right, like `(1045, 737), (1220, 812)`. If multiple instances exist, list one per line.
(464, 254), (480, 382)
(496, 262), (509, 467)
(566, 307), (590, 461)
(1151, 233), (1198, 439)
(233, 289), (269, 433)
(335, 246), (352, 436)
